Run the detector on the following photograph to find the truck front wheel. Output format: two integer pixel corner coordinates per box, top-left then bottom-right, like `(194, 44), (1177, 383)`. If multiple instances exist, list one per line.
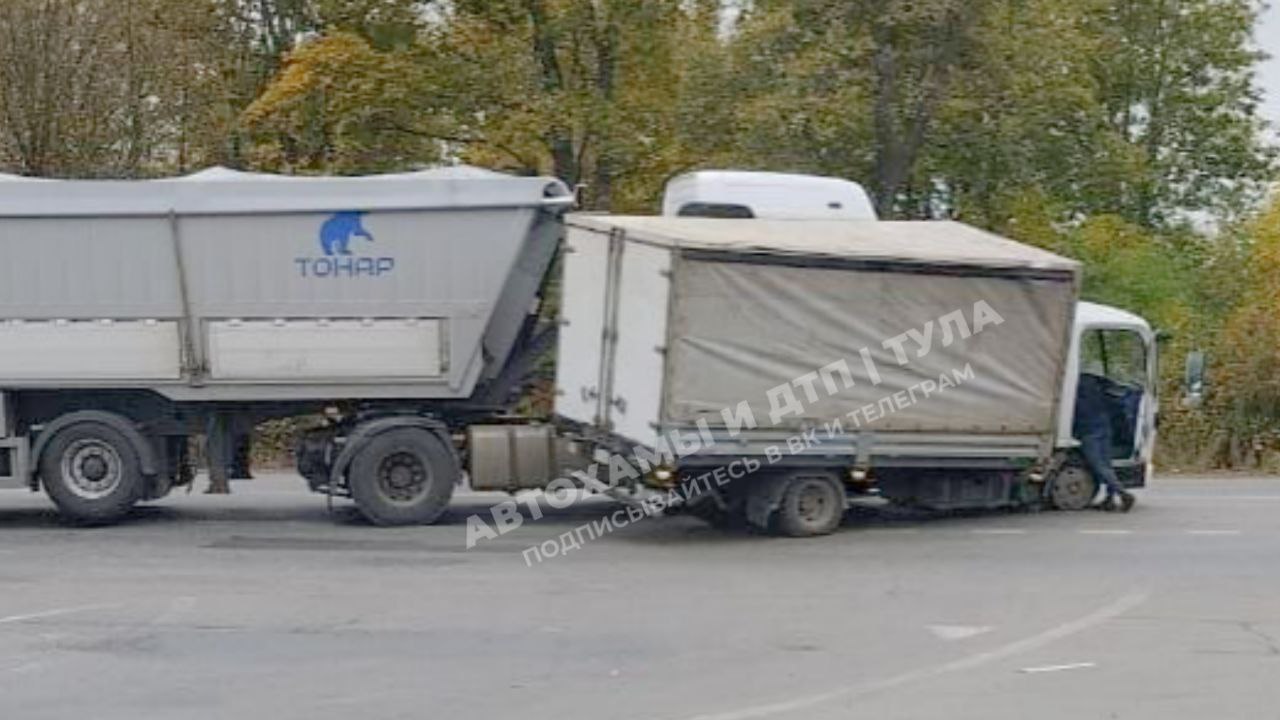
(348, 428), (458, 526)
(1048, 462), (1097, 511)
(39, 421), (146, 525)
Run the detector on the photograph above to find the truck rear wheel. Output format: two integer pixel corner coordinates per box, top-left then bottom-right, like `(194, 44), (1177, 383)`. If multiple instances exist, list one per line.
(39, 421), (145, 525)
(776, 472), (846, 537)
(348, 428), (458, 526)
(746, 471), (846, 537)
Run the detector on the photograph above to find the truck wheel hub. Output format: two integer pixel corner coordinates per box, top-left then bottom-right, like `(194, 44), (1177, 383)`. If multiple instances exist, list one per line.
(1050, 465), (1096, 511)
(62, 440), (124, 499)
(377, 452), (428, 503)
(795, 480), (833, 523)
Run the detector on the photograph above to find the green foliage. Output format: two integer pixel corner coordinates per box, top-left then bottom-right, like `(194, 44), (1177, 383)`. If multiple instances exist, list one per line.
(241, 32), (446, 172)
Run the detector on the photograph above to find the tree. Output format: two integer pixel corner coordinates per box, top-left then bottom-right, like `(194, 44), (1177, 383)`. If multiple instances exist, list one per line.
(244, 0), (720, 210)
(1205, 202), (1280, 465)
(1086, 0), (1275, 227)
(924, 0), (1113, 227)
(241, 31), (447, 172)
(727, 0), (988, 217)
(728, 0), (1274, 225)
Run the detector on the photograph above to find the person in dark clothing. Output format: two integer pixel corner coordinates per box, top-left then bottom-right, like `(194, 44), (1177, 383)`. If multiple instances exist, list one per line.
(1072, 373), (1136, 512)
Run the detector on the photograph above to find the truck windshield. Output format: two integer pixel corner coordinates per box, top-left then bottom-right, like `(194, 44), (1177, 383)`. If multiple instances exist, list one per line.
(1080, 328), (1147, 387)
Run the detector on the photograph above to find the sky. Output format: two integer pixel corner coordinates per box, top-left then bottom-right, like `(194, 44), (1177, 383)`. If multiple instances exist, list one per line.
(1259, 3), (1280, 125)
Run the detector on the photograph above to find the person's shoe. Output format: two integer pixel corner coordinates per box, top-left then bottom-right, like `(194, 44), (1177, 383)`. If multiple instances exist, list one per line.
(1119, 491), (1135, 513)
(1097, 495), (1117, 512)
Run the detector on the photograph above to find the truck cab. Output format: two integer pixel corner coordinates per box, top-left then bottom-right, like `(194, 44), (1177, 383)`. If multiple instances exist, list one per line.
(1051, 302), (1158, 508)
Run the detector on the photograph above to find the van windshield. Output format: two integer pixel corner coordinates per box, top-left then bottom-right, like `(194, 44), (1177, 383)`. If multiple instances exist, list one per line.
(677, 202), (755, 218)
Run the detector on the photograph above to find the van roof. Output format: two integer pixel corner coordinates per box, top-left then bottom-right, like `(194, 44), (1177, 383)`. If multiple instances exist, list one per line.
(662, 170), (877, 220)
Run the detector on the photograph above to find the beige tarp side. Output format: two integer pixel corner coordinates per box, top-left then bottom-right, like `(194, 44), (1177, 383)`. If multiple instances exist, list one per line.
(666, 258), (1076, 435)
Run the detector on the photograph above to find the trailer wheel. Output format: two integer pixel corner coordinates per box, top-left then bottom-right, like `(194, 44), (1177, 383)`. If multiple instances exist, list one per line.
(348, 428), (458, 526)
(1049, 463), (1097, 511)
(39, 421), (145, 525)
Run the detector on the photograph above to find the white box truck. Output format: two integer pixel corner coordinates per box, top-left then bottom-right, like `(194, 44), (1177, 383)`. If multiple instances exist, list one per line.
(0, 168), (1157, 534)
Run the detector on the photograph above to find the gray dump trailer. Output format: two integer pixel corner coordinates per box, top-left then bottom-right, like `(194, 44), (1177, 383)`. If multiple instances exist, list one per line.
(0, 169), (1157, 533)
(0, 167), (573, 524)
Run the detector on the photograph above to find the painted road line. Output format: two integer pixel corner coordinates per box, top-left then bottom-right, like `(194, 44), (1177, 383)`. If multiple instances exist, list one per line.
(1153, 495), (1280, 502)
(1078, 529), (1133, 535)
(675, 591), (1149, 720)
(928, 625), (994, 641)
(1020, 662), (1097, 674)
(0, 604), (113, 626)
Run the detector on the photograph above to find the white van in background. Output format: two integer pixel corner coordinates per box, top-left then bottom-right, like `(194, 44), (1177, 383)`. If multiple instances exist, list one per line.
(662, 170), (878, 220)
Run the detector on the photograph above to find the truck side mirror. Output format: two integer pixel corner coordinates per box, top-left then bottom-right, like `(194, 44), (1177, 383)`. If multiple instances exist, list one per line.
(1183, 351), (1205, 409)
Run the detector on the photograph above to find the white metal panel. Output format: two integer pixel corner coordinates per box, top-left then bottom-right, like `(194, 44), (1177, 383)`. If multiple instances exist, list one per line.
(207, 319), (443, 380)
(554, 226), (612, 425)
(0, 320), (181, 381)
(608, 242), (672, 447)
(0, 217), (182, 319)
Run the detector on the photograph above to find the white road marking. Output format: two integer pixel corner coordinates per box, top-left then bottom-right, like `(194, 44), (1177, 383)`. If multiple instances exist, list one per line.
(150, 596), (197, 625)
(1078, 529), (1133, 535)
(0, 605), (112, 626)
(1154, 495), (1280, 502)
(1020, 662), (1096, 674)
(971, 529), (1027, 535)
(1186, 530), (1242, 536)
(675, 591), (1149, 720)
(928, 625), (994, 641)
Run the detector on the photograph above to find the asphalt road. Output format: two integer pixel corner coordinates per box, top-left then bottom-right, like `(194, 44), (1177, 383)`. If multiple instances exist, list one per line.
(0, 473), (1278, 720)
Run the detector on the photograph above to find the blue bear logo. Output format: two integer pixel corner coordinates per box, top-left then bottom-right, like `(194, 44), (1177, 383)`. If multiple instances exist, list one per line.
(319, 211), (374, 256)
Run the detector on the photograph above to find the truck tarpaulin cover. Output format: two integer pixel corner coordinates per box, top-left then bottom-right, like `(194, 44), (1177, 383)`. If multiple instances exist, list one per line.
(668, 257), (1076, 434)
(573, 216), (1081, 437)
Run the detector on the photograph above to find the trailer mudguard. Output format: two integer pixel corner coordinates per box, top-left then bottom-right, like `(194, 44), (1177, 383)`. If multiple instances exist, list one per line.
(329, 416), (458, 490)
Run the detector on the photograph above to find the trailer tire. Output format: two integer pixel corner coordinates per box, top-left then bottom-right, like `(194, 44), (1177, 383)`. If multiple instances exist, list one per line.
(348, 428), (458, 526)
(39, 421), (146, 525)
